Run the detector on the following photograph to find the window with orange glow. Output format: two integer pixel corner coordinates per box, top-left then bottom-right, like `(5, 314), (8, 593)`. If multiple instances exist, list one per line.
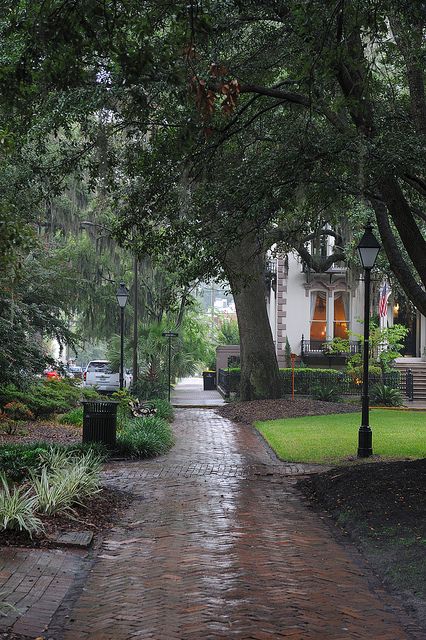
(310, 292), (327, 342)
(334, 292), (349, 338)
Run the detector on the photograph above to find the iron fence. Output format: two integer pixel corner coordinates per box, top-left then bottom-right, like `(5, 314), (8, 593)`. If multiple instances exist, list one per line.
(217, 367), (409, 399)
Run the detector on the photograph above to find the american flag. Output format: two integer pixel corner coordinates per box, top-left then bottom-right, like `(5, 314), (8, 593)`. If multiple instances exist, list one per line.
(379, 281), (391, 318)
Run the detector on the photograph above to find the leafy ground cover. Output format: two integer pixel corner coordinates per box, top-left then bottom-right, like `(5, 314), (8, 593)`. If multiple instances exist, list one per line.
(255, 410), (426, 464)
(0, 487), (124, 549)
(299, 459), (426, 626)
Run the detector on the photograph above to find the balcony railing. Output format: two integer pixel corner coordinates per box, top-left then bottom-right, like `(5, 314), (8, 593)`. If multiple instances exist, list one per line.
(301, 338), (361, 358)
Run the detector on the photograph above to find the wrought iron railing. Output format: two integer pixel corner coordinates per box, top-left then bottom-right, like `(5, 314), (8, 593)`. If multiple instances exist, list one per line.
(405, 368), (414, 401)
(301, 337), (361, 358)
(217, 367), (408, 398)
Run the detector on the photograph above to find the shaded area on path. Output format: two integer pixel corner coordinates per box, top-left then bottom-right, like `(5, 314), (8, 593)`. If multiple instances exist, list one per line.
(44, 409), (421, 640)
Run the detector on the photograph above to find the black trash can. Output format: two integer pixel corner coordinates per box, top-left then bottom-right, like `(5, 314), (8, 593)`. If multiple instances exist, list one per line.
(202, 371), (216, 391)
(82, 400), (118, 449)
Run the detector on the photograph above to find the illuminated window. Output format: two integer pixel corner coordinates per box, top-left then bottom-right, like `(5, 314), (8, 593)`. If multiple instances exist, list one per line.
(310, 292), (327, 342)
(334, 292), (349, 338)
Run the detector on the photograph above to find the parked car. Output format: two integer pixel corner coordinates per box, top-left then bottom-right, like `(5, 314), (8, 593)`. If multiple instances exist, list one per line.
(82, 360), (132, 393)
(66, 364), (83, 379)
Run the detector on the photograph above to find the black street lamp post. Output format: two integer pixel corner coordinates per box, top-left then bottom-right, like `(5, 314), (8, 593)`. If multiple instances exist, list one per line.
(116, 282), (129, 390)
(356, 223), (381, 457)
(162, 331), (179, 402)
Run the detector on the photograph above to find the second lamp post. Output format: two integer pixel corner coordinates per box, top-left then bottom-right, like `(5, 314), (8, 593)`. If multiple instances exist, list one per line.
(356, 223), (381, 457)
(116, 282), (129, 390)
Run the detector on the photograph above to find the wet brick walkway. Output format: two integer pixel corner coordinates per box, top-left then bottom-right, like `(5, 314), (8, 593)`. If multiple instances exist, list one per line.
(0, 409), (422, 639)
(45, 409), (420, 640)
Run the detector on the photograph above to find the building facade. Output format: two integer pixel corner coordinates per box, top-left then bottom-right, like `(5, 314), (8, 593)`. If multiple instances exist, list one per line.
(266, 250), (426, 367)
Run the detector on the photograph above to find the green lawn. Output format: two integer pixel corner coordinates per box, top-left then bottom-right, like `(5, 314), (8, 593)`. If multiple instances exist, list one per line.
(255, 410), (426, 464)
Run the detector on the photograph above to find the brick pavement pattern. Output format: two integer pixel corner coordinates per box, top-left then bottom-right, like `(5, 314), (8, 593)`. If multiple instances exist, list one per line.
(48, 409), (420, 640)
(0, 547), (87, 637)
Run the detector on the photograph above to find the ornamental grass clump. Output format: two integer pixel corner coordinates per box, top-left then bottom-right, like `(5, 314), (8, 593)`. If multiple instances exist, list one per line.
(32, 450), (102, 515)
(0, 474), (43, 535)
(117, 415), (174, 458)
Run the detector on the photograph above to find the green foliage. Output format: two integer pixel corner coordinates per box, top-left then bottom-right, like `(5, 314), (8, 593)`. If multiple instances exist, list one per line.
(0, 442), (107, 482)
(217, 320), (239, 345)
(0, 243), (79, 386)
(58, 407), (83, 426)
(32, 451), (102, 515)
(132, 374), (169, 402)
(284, 337), (292, 366)
(3, 401), (34, 421)
(111, 389), (135, 426)
(81, 387), (103, 401)
(311, 385), (342, 403)
(371, 384), (403, 407)
(116, 416), (174, 458)
(347, 323), (410, 374)
(0, 380), (82, 417)
(143, 399), (174, 422)
(321, 338), (350, 355)
(0, 475), (43, 536)
(346, 363), (383, 382)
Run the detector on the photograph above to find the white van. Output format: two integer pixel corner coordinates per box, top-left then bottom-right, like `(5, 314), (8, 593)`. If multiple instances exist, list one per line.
(82, 360), (132, 393)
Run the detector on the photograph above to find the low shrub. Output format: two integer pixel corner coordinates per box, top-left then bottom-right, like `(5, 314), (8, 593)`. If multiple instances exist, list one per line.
(58, 407), (84, 426)
(311, 384), (342, 403)
(80, 387), (102, 401)
(131, 376), (169, 401)
(0, 474), (43, 535)
(0, 380), (82, 418)
(3, 401), (34, 421)
(111, 389), (135, 427)
(0, 442), (107, 482)
(0, 402), (34, 435)
(116, 416), (174, 458)
(32, 451), (102, 515)
(371, 383), (403, 407)
(145, 399), (174, 422)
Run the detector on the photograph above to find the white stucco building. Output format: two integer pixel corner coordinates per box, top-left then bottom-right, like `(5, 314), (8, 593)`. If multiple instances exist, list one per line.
(266, 249), (425, 368)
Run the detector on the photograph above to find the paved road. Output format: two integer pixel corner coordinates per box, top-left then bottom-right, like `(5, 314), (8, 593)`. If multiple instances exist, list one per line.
(46, 409), (419, 640)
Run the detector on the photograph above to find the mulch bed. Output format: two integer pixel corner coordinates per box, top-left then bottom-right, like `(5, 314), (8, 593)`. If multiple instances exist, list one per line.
(0, 421), (81, 446)
(299, 459), (426, 625)
(217, 398), (360, 425)
(0, 487), (126, 549)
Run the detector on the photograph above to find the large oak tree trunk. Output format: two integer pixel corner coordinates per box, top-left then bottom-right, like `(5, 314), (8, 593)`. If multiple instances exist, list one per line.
(222, 230), (281, 401)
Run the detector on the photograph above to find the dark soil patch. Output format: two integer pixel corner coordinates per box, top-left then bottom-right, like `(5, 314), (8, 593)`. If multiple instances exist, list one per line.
(299, 458), (426, 625)
(217, 398), (359, 425)
(0, 421), (80, 446)
(0, 487), (126, 549)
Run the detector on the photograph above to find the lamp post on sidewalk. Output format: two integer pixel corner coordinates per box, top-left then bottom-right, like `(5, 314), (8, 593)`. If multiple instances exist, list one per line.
(116, 282), (129, 390)
(356, 223), (381, 457)
(162, 331), (179, 402)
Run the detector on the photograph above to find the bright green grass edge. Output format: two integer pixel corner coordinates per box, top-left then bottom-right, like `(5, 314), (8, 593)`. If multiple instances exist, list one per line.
(255, 410), (426, 465)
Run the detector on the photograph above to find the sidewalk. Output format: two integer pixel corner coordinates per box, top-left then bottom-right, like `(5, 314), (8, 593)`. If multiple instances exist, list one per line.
(172, 376), (225, 407)
(1, 408), (421, 639)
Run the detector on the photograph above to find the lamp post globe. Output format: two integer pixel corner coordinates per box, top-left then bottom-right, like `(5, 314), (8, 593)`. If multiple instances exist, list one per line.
(357, 223), (381, 269)
(356, 223), (381, 458)
(116, 283), (129, 390)
(116, 282), (129, 309)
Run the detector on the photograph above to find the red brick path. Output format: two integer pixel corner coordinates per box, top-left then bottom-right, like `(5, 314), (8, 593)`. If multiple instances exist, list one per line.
(47, 409), (420, 640)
